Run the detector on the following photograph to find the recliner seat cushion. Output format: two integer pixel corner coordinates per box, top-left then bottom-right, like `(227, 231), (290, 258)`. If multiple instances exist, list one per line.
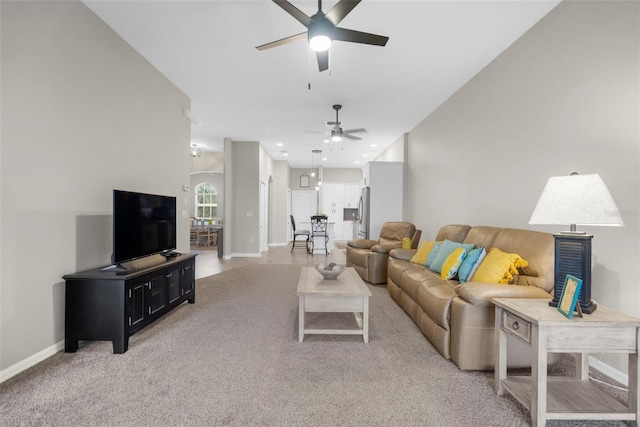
(416, 282), (457, 331)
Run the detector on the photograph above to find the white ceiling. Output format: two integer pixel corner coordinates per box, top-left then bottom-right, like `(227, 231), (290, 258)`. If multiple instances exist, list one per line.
(83, 0), (559, 169)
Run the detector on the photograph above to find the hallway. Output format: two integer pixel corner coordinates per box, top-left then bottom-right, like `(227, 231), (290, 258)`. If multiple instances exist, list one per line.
(193, 244), (348, 279)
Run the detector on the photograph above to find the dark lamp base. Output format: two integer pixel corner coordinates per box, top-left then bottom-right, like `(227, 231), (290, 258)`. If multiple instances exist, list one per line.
(551, 233), (596, 314)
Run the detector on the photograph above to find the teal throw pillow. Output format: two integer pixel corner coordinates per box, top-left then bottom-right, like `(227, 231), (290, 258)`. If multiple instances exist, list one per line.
(424, 241), (443, 268)
(429, 239), (475, 273)
(458, 247), (487, 283)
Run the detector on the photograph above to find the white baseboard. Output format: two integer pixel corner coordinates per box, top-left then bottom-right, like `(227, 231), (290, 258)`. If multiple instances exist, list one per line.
(589, 355), (628, 386)
(0, 340), (64, 383)
(269, 243), (288, 247)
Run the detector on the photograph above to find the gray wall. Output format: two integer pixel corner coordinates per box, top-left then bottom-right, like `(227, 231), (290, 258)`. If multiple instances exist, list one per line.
(321, 168), (362, 184)
(289, 168), (362, 191)
(401, 0), (639, 373)
(1, 1), (191, 373)
(230, 141), (260, 255)
(191, 151), (224, 174)
(270, 161), (291, 246)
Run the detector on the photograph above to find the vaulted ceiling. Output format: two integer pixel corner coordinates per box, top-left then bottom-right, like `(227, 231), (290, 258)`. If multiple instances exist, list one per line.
(84, 0), (559, 169)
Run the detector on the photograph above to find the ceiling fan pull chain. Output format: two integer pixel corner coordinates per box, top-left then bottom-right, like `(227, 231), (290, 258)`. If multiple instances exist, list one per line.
(308, 48), (312, 90)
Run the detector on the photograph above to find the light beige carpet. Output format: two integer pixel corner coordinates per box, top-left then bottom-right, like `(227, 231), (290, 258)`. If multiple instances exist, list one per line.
(0, 264), (627, 426)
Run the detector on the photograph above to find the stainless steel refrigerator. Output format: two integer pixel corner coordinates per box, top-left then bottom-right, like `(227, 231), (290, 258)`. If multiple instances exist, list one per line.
(358, 186), (370, 239)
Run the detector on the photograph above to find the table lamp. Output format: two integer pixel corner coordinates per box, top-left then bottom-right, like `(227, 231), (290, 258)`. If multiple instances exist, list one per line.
(529, 173), (624, 314)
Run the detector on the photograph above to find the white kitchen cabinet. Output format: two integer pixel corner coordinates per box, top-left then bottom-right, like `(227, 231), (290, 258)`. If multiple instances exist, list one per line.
(344, 184), (360, 208)
(321, 182), (360, 241)
(321, 183), (342, 240)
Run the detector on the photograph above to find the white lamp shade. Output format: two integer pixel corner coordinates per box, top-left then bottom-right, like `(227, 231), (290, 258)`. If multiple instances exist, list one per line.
(529, 173), (624, 227)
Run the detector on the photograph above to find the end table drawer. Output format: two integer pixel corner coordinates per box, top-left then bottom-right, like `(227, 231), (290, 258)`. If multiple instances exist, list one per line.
(502, 311), (530, 343)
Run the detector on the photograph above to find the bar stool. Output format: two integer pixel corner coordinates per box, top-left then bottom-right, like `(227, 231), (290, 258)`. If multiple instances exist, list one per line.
(310, 215), (329, 255)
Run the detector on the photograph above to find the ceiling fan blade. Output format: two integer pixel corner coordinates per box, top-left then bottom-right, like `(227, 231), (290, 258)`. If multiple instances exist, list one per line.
(344, 133), (362, 140)
(273, 0), (311, 27)
(316, 50), (329, 72)
(333, 27), (389, 46)
(325, 0), (361, 26)
(343, 128), (366, 134)
(325, 121), (341, 126)
(255, 32), (307, 50)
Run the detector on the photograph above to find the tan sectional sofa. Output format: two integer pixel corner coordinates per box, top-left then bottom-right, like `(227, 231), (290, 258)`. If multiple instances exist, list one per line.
(387, 224), (555, 370)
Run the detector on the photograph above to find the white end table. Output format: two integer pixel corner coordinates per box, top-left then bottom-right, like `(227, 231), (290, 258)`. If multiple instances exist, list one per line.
(493, 298), (640, 427)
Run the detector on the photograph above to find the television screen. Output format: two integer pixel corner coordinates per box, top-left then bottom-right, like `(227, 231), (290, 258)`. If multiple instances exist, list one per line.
(113, 190), (177, 264)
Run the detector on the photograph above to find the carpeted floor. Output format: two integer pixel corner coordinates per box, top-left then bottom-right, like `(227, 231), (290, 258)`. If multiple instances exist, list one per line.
(0, 264), (630, 426)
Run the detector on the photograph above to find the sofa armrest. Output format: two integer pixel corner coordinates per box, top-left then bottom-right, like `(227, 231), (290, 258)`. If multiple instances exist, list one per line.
(347, 238), (378, 249)
(371, 242), (402, 254)
(456, 283), (552, 307)
(389, 248), (416, 261)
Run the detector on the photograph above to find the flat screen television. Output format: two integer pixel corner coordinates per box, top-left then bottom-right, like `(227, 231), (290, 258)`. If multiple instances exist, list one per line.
(112, 189), (177, 264)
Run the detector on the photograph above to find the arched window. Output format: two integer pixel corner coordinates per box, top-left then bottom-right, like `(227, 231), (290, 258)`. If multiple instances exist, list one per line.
(195, 183), (217, 219)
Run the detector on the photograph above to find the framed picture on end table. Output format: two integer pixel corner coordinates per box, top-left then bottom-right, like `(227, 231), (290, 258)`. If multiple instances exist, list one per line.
(558, 274), (583, 319)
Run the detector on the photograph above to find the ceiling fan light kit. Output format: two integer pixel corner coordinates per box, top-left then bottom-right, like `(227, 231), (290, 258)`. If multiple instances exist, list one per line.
(309, 34), (331, 52)
(308, 14), (334, 52)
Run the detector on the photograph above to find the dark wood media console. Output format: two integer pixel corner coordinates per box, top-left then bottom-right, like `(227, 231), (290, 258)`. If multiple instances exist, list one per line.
(64, 253), (196, 354)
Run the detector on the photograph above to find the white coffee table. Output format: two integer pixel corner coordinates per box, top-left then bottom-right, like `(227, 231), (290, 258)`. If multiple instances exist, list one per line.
(296, 266), (372, 343)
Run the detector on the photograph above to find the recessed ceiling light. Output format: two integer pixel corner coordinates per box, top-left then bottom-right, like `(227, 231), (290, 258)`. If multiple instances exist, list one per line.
(355, 160), (360, 164)
(370, 144), (377, 148)
(277, 142), (283, 147)
(362, 154), (368, 157)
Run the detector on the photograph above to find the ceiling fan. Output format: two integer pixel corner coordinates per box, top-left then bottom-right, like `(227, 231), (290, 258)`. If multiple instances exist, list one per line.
(325, 104), (366, 142)
(256, 0), (389, 72)
(304, 105), (366, 146)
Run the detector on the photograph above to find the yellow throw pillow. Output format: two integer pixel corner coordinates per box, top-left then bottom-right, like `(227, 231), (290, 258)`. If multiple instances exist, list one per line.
(410, 241), (435, 265)
(440, 247), (467, 280)
(470, 248), (529, 284)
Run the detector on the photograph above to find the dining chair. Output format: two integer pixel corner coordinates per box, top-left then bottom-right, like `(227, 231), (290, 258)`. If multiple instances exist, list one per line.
(290, 215), (310, 253)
